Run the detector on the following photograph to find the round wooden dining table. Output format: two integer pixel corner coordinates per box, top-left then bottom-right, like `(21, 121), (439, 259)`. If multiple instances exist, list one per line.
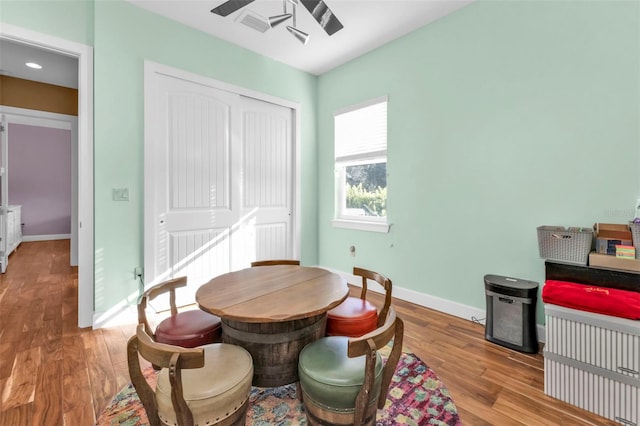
(195, 265), (349, 387)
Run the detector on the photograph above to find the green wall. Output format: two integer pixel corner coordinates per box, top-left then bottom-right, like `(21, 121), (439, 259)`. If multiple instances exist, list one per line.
(92, 1), (318, 312)
(3, 0), (639, 324)
(2, 0), (318, 313)
(317, 0), (640, 323)
(0, 0), (94, 45)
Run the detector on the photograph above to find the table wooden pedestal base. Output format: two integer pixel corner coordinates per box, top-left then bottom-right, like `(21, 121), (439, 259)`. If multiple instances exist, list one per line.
(222, 314), (327, 387)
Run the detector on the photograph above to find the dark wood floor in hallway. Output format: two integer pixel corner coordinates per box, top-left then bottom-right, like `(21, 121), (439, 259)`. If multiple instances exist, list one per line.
(0, 240), (615, 425)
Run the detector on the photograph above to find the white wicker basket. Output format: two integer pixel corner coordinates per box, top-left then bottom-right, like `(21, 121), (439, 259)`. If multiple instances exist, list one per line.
(537, 226), (593, 265)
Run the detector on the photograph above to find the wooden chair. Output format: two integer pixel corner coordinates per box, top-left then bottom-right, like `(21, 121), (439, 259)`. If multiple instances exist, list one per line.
(325, 267), (392, 337)
(138, 276), (222, 348)
(250, 259), (301, 267)
(127, 324), (253, 426)
(298, 306), (404, 426)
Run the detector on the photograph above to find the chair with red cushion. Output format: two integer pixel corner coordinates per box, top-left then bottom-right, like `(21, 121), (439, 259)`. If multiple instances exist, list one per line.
(138, 276), (222, 348)
(326, 267), (392, 337)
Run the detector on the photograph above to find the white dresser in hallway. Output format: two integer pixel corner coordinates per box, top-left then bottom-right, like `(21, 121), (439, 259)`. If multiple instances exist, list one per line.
(0, 204), (21, 273)
(6, 205), (21, 255)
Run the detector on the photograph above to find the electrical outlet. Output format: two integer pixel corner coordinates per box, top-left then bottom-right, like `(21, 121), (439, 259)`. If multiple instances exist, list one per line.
(349, 245), (356, 257)
(134, 266), (143, 280)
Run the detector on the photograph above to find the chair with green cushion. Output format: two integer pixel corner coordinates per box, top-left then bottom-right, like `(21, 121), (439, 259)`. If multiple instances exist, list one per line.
(127, 324), (254, 426)
(298, 306), (404, 426)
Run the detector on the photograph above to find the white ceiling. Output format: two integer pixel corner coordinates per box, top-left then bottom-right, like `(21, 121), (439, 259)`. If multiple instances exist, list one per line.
(130, 0), (474, 75)
(0, 0), (473, 89)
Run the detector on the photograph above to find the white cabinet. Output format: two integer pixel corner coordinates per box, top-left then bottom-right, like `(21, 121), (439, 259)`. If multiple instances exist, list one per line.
(544, 304), (640, 425)
(6, 205), (21, 255)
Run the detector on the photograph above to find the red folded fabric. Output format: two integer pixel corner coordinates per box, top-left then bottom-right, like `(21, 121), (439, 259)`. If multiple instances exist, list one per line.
(542, 280), (640, 320)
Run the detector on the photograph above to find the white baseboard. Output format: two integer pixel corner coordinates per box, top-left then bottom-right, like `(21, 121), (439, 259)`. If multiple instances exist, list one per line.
(537, 323), (545, 343)
(326, 267), (546, 343)
(22, 234), (71, 242)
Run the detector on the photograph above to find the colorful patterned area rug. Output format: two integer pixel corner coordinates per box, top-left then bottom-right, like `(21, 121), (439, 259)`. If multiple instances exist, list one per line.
(97, 345), (460, 426)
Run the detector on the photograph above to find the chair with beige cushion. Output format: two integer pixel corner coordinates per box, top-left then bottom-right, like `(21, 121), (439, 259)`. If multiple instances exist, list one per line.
(298, 305), (404, 426)
(325, 267), (392, 337)
(250, 259), (300, 267)
(138, 276), (222, 348)
(127, 323), (253, 426)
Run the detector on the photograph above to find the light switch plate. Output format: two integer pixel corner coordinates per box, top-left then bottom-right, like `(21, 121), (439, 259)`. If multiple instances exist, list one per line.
(113, 188), (129, 201)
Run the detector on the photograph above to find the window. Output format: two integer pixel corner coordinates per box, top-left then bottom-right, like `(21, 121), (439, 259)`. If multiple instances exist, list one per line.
(332, 96), (389, 233)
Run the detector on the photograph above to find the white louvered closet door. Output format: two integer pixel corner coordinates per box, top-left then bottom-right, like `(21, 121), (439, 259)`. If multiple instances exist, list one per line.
(237, 95), (293, 267)
(145, 67), (294, 307)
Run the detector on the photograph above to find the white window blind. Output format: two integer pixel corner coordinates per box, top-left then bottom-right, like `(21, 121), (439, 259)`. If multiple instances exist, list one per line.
(334, 96), (387, 162)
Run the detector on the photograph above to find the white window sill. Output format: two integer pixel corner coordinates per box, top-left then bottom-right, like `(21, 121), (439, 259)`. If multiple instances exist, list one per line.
(331, 218), (390, 233)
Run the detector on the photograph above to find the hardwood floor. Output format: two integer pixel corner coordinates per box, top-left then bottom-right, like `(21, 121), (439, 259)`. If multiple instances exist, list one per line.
(0, 240), (615, 425)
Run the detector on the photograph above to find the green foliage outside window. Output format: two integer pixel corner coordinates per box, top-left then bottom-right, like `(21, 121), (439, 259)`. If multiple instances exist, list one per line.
(346, 183), (387, 217)
(345, 162), (387, 217)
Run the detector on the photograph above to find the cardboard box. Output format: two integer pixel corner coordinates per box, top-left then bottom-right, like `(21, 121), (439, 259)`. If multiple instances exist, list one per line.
(589, 252), (640, 273)
(594, 223), (632, 255)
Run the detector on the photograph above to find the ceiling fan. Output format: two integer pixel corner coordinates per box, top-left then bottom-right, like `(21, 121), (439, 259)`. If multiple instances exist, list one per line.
(211, 0), (344, 42)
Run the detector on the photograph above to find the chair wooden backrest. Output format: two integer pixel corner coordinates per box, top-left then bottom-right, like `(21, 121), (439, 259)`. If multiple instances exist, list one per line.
(137, 276), (187, 338)
(347, 305), (404, 425)
(250, 259), (300, 267)
(353, 267), (393, 328)
(127, 324), (204, 426)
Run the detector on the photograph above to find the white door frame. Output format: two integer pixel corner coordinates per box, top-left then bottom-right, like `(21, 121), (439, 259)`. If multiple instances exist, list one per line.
(144, 61), (301, 285)
(0, 24), (94, 328)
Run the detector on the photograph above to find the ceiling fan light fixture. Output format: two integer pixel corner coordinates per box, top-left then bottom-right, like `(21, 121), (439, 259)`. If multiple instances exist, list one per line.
(286, 26), (310, 45)
(268, 13), (292, 28)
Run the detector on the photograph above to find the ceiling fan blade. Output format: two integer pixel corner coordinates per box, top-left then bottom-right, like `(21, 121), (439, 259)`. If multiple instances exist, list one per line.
(300, 0), (343, 36)
(211, 0), (256, 17)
